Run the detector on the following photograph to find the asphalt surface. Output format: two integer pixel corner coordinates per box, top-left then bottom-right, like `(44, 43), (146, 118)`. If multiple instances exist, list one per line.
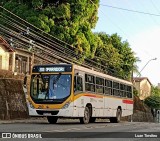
(0, 118), (160, 141)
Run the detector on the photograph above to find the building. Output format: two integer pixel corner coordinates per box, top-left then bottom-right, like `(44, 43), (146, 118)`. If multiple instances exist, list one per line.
(133, 77), (152, 100)
(0, 36), (14, 71)
(0, 36), (60, 76)
(0, 36), (33, 75)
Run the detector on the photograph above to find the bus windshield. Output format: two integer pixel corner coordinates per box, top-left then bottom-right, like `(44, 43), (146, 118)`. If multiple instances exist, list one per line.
(30, 74), (71, 102)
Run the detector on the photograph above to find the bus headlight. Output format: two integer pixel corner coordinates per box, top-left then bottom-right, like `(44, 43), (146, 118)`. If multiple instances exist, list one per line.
(62, 102), (70, 109)
(28, 102), (35, 109)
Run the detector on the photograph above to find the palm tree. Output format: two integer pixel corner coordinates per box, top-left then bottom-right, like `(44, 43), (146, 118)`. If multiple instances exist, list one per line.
(131, 56), (141, 81)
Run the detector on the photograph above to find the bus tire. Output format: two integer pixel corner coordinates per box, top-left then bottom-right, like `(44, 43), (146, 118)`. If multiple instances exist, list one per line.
(47, 116), (58, 124)
(116, 109), (122, 123)
(110, 109), (122, 123)
(89, 117), (96, 123)
(80, 107), (90, 124)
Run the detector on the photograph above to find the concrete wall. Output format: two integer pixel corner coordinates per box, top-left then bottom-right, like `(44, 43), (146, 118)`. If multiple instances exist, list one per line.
(0, 78), (29, 119)
(133, 110), (153, 122)
(133, 96), (153, 122)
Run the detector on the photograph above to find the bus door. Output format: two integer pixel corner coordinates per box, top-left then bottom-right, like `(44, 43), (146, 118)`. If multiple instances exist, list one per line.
(104, 80), (113, 117)
(126, 86), (133, 115)
(73, 71), (84, 117)
(95, 77), (105, 117)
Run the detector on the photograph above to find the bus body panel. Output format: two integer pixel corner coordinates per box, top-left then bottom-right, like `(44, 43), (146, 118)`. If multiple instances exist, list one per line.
(28, 94), (133, 118)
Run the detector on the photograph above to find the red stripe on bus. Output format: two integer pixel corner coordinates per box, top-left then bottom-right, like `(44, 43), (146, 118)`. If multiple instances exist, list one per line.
(84, 94), (97, 98)
(123, 100), (133, 104)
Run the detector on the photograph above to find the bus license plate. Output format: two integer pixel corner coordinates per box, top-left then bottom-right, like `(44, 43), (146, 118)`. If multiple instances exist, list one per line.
(43, 113), (51, 116)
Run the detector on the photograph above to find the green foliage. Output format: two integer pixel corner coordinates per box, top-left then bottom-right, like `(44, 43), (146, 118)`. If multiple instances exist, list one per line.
(32, 0), (43, 9)
(1, 0), (138, 80)
(2, 0), (99, 58)
(110, 34), (137, 79)
(54, 4), (70, 19)
(133, 87), (138, 96)
(145, 96), (160, 109)
(94, 32), (136, 79)
(144, 86), (160, 109)
(151, 86), (160, 97)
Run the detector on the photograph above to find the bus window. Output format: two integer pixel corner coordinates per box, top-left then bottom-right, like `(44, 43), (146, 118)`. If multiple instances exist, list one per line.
(31, 75), (49, 99)
(104, 80), (112, 95)
(113, 82), (120, 96)
(30, 74), (71, 100)
(85, 74), (95, 92)
(127, 86), (132, 98)
(49, 74), (71, 99)
(74, 76), (83, 92)
(120, 84), (125, 97)
(96, 77), (104, 94)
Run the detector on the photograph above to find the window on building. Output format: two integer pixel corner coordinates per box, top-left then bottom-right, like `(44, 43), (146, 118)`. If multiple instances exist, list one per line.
(15, 55), (28, 74)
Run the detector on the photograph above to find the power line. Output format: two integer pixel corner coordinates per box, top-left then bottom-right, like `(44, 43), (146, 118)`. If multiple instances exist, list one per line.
(100, 4), (160, 17)
(0, 6), (125, 78)
(150, 0), (160, 14)
(89, 0), (130, 38)
(0, 5), (134, 79)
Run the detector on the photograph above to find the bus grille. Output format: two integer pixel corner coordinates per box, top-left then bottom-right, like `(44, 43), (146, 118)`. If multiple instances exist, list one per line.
(36, 110), (59, 115)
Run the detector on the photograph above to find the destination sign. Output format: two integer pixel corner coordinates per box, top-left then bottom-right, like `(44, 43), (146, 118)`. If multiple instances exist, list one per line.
(32, 65), (72, 73)
(39, 67), (65, 72)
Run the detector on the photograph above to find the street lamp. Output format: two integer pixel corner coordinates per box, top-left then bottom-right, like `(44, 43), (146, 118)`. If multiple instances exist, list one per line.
(131, 58), (157, 123)
(136, 58), (157, 77)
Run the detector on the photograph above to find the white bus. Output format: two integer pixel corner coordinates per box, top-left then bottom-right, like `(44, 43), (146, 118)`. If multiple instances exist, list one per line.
(27, 64), (133, 124)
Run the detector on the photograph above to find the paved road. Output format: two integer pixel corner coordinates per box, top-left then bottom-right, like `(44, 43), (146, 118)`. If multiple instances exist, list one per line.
(0, 118), (160, 141)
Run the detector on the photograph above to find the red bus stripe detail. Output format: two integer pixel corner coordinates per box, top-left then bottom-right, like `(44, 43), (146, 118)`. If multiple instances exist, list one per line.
(84, 94), (97, 97)
(123, 100), (133, 104)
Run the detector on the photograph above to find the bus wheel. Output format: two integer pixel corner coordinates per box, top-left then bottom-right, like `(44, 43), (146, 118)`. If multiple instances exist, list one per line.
(89, 117), (96, 123)
(47, 116), (58, 124)
(110, 109), (122, 123)
(80, 107), (90, 124)
(116, 109), (122, 123)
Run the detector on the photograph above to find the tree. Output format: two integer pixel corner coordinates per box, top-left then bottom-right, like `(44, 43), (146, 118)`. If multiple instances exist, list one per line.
(95, 32), (137, 80)
(1, 0), (138, 80)
(1, 0), (99, 59)
(144, 86), (160, 109)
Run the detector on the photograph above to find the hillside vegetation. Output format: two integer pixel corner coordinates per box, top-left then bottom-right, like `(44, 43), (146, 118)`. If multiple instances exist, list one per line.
(1, 0), (138, 79)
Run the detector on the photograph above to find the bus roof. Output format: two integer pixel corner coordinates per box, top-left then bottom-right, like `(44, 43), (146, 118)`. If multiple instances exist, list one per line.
(73, 64), (132, 85)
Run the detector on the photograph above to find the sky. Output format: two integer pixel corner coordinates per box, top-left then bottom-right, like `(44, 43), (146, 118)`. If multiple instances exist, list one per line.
(93, 0), (160, 86)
